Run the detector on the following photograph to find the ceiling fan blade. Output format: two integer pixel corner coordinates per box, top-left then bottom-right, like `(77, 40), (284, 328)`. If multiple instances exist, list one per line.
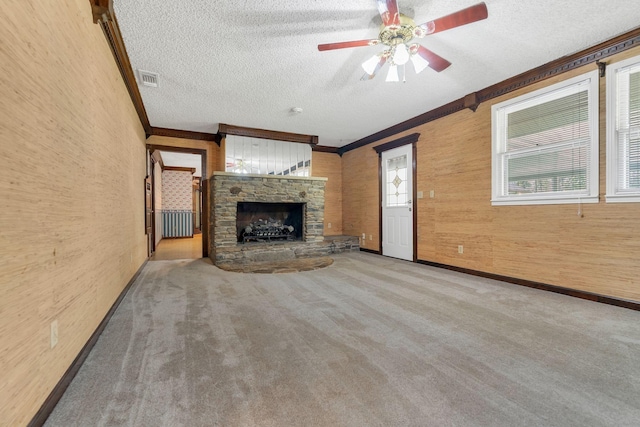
(416, 45), (451, 72)
(377, 0), (401, 27)
(418, 2), (488, 35)
(318, 39), (378, 51)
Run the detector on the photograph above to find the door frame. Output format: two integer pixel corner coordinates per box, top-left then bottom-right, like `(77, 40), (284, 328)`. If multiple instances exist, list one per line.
(147, 143), (208, 258)
(374, 133), (420, 262)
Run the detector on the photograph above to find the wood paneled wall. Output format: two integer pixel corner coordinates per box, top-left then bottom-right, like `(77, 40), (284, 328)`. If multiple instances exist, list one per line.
(312, 152), (343, 236)
(342, 146), (380, 250)
(342, 45), (640, 302)
(0, 1), (148, 424)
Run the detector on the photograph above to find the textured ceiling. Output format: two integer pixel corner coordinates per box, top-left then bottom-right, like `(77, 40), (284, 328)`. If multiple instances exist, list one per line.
(113, 0), (640, 147)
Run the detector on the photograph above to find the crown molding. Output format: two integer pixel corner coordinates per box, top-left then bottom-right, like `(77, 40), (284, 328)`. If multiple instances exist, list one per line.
(476, 26), (640, 103)
(338, 98), (464, 155)
(311, 145), (339, 154)
(372, 133), (420, 154)
(90, 3), (640, 155)
(89, 0), (151, 135)
(339, 26), (640, 154)
(89, 0), (111, 24)
(218, 123), (318, 145)
(148, 127), (219, 144)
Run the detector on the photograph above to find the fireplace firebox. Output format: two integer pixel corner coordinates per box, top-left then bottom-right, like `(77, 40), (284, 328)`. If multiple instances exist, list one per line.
(236, 202), (304, 243)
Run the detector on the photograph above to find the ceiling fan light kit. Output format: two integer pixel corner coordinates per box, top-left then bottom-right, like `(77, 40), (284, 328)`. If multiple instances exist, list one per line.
(386, 64), (400, 82)
(319, 1), (488, 82)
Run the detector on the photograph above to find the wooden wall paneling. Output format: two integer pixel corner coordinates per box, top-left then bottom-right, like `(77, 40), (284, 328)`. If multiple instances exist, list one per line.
(311, 152), (343, 236)
(342, 144), (382, 250)
(154, 161), (163, 246)
(344, 44), (640, 303)
(146, 136), (220, 178)
(1, 1), (148, 424)
(217, 138), (227, 172)
(415, 131), (435, 261)
(557, 205), (640, 300)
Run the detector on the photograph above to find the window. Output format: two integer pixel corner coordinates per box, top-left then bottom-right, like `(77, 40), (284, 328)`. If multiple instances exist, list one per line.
(386, 154), (408, 207)
(491, 70), (599, 205)
(225, 135), (311, 176)
(606, 55), (640, 202)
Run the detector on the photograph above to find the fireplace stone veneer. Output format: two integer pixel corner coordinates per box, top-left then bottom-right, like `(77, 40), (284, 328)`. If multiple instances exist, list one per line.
(210, 172), (328, 265)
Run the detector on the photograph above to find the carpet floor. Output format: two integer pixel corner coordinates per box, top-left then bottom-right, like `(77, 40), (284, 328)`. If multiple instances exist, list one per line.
(45, 252), (640, 426)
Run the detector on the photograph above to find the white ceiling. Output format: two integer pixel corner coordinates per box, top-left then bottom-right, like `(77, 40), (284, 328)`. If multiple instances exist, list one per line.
(113, 1), (640, 148)
(159, 151), (202, 177)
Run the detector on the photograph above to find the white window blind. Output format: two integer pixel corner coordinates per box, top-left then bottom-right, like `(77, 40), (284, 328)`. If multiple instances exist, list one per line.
(492, 70), (599, 205)
(606, 57), (640, 202)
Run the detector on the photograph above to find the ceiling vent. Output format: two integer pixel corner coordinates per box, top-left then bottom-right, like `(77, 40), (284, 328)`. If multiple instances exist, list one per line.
(138, 70), (159, 88)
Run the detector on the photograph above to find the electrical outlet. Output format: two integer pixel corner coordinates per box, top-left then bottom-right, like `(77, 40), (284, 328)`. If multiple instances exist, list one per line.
(458, 245), (464, 254)
(417, 191), (424, 199)
(430, 190), (435, 198)
(50, 320), (58, 349)
(369, 234), (372, 240)
(327, 222), (332, 229)
(362, 233), (366, 240)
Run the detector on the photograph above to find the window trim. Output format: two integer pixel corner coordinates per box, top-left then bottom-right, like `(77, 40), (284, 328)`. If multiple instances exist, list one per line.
(606, 55), (640, 203)
(491, 70), (600, 206)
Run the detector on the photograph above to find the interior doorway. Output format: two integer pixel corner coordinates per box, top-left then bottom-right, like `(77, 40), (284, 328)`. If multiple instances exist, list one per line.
(148, 145), (208, 260)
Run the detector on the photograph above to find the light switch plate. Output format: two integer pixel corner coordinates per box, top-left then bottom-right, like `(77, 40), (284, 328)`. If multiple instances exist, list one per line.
(417, 191), (424, 199)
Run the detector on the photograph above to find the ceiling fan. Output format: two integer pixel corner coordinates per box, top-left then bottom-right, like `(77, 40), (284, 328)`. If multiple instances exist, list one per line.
(318, 0), (488, 82)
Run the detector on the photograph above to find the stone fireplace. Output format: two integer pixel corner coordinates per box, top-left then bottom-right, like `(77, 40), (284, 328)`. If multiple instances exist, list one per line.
(237, 202), (304, 242)
(210, 172), (337, 265)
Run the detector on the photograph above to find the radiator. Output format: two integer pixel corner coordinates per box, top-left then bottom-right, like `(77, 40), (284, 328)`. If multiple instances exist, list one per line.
(162, 210), (193, 238)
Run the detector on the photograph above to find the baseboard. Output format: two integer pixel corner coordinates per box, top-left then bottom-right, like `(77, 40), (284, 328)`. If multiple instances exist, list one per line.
(359, 248), (381, 255)
(417, 259), (640, 312)
(28, 259), (149, 427)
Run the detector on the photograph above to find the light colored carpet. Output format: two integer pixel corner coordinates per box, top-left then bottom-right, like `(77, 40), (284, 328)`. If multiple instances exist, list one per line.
(45, 252), (640, 426)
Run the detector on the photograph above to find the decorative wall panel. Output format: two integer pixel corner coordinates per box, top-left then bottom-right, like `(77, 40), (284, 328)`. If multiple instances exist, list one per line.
(162, 170), (192, 210)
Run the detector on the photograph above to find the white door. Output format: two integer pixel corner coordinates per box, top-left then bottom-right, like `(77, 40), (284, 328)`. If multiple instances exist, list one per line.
(382, 144), (413, 261)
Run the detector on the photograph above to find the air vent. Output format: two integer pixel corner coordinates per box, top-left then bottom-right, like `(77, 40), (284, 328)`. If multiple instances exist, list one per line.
(138, 70), (159, 88)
